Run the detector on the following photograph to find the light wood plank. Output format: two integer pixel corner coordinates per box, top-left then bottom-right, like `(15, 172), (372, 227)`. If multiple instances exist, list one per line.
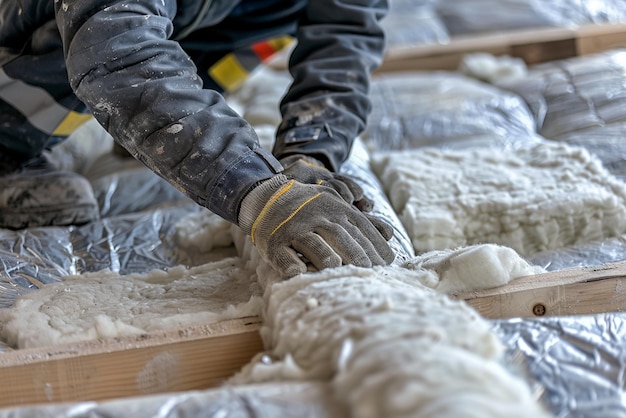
(451, 261), (626, 319)
(0, 317), (263, 408)
(378, 23), (626, 73)
(576, 23), (626, 55)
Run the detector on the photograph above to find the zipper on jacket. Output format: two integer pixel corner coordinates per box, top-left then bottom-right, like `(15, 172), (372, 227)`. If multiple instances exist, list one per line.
(174, 0), (213, 40)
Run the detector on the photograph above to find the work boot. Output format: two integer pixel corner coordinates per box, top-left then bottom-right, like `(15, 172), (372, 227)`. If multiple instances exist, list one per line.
(0, 154), (100, 230)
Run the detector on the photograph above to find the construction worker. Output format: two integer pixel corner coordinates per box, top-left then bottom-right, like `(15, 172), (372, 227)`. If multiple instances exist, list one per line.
(0, 0), (395, 277)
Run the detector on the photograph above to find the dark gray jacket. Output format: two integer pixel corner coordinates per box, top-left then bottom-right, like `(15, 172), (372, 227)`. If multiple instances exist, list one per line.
(0, 0), (387, 224)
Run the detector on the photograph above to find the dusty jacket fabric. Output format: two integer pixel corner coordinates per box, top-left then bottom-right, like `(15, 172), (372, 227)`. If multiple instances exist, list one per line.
(0, 0), (388, 224)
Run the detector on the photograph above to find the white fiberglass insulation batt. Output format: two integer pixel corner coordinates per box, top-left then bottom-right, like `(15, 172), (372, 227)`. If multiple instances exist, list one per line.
(231, 237), (550, 417)
(0, 255), (263, 349)
(372, 141), (626, 256)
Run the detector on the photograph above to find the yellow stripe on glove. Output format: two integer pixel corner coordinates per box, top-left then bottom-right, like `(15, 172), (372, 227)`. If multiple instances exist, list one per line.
(239, 174), (395, 278)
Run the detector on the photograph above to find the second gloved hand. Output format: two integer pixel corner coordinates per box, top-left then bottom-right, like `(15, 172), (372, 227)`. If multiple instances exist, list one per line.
(280, 155), (374, 212)
(238, 174), (395, 278)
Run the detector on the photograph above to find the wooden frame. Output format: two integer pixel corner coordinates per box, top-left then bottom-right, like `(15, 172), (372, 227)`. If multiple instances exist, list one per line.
(454, 261), (626, 319)
(3, 261), (626, 409)
(0, 317), (263, 409)
(378, 23), (626, 73)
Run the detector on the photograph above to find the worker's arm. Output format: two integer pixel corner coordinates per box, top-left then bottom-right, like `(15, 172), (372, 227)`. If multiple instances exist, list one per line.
(54, 0), (394, 276)
(54, 0), (282, 224)
(272, 0), (388, 172)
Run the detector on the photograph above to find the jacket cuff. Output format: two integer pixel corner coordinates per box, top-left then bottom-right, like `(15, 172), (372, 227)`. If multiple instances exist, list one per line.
(203, 147), (283, 224)
(273, 123), (349, 172)
(238, 174), (290, 234)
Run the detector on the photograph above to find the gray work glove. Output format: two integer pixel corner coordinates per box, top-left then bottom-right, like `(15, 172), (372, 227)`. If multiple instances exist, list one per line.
(238, 174), (395, 278)
(280, 155), (374, 212)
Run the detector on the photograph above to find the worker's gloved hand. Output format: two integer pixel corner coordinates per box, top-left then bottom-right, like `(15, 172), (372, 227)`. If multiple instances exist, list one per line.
(279, 155), (374, 212)
(238, 174), (395, 278)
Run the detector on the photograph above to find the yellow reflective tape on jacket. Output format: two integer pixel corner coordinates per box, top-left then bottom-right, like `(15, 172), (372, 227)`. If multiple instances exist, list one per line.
(266, 36), (293, 54)
(208, 35), (294, 92)
(53, 112), (93, 136)
(209, 53), (249, 92)
(0, 68), (91, 138)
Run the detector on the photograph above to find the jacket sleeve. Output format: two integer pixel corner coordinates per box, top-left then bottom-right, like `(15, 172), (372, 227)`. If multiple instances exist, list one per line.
(54, 0), (283, 224)
(272, 0), (388, 172)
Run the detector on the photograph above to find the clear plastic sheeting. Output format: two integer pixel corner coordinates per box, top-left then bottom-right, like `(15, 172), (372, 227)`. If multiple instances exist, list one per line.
(494, 50), (626, 181)
(529, 233), (626, 272)
(384, 0), (626, 51)
(437, 0), (563, 36)
(383, 0), (449, 47)
(496, 50), (626, 139)
(341, 139), (415, 264)
(436, 0), (626, 36)
(554, 125), (626, 182)
(363, 71), (540, 153)
(494, 314), (626, 418)
(0, 179), (407, 306)
(84, 153), (189, 218)
(0, 382), (346, 418)
(0, 202), (210, 303)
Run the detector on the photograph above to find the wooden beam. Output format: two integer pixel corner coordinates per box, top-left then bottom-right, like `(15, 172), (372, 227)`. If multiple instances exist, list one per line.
(0, 316), (264, 409)
(3, 261), (626, 409)
(576, 23), (626, 55)
(377, 23), (626, 73)
(451, 261), (626, 319)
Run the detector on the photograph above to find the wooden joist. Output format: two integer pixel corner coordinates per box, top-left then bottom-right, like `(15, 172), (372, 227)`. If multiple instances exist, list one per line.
(378, 23), (626, 73)
(453, 261), (626, 319)
(2, 261), (626, 409)
(0, 317), (263, 409)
